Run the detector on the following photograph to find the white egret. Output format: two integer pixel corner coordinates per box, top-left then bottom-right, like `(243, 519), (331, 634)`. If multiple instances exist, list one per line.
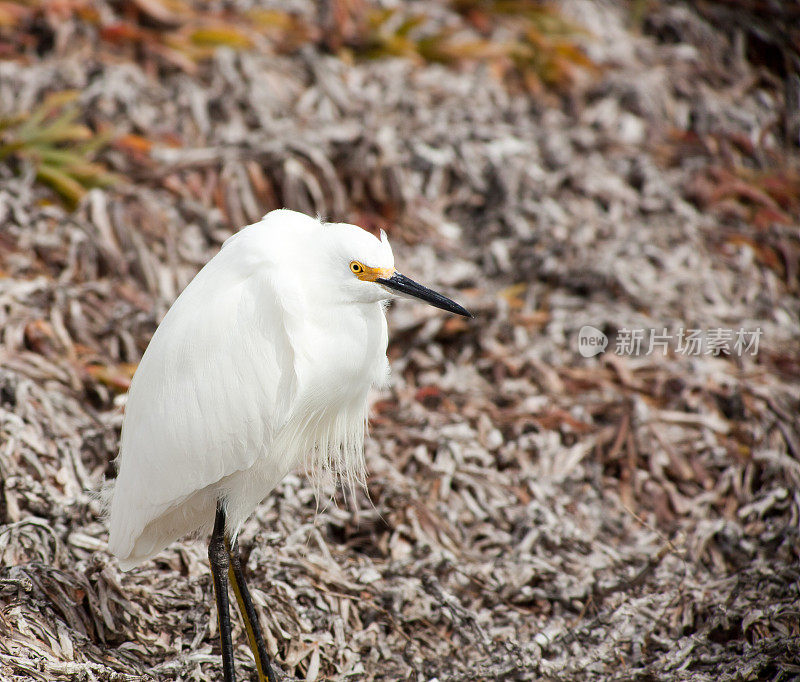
(106, 209), (470, 681)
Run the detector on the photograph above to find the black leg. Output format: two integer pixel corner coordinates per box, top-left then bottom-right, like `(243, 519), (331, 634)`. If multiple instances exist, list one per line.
(209, 500), (236, 682)
(227, 538), (278, 682)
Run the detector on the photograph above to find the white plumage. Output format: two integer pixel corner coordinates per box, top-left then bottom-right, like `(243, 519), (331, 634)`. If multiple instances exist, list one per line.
(106, 208), (470, 681)
(108, 210), (394, 568)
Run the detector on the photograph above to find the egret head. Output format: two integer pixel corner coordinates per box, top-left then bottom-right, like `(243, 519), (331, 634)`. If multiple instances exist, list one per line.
(323, 220), (471, 317)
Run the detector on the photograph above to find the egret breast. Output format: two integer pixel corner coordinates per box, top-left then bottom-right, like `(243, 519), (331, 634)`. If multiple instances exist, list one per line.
(275, 301), (388, 483)
(297, 301), (388, 401)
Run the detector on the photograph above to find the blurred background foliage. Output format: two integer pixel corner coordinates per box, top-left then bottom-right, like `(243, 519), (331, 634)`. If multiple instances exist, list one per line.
(0, 0), (797, 218)
(0, 0), (598, 206)
(0, 0), (594, 87)
(0, 91), (118, 206)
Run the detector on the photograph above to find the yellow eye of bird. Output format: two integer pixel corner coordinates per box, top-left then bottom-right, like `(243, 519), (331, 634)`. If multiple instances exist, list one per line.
(350, 261), (364, 275)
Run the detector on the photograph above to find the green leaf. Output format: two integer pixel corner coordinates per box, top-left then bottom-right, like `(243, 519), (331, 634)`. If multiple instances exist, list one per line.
(36, 163), (87, 207)
(18, 91), (80, 138)
(189, 25), (253, 49)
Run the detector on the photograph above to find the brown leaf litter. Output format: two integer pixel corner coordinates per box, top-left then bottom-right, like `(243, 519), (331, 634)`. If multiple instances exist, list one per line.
(1, 1), (799, 680)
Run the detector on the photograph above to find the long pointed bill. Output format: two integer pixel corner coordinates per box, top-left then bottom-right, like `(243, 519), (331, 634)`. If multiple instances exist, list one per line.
(376, 272), (472, 317)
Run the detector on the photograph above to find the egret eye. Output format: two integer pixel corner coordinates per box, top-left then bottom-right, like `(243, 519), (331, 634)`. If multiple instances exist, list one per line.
(350, 261), (364, 275)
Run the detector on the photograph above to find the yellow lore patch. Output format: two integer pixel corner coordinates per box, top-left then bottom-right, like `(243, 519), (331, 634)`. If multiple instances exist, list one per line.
(350, 261), (394, 282)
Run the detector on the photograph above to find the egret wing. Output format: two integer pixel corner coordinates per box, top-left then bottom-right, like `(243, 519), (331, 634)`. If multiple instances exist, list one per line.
(108, 240), (296, 564)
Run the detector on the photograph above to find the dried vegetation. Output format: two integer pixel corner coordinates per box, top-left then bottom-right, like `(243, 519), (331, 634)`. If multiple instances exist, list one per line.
(0, 1), (798, 681)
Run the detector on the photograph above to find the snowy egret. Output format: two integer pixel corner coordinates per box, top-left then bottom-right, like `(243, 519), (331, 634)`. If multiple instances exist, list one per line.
(106, 209), (470, 681)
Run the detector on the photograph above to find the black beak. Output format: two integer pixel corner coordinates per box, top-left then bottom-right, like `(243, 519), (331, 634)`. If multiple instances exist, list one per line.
(376, 272), (472, 318)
